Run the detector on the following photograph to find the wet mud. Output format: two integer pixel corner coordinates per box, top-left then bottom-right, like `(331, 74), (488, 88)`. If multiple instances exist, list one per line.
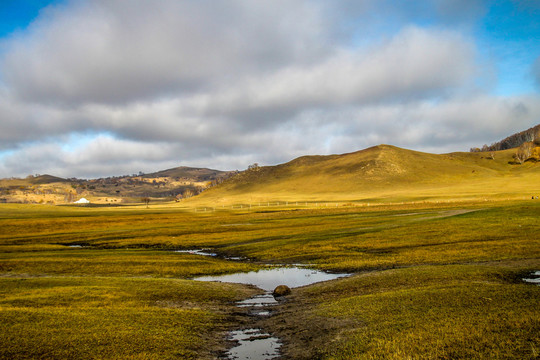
(195, 266), (349, 360)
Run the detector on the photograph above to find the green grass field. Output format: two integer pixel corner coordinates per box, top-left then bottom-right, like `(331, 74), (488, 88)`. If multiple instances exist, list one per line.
(0, 276), (259, 359)
(1, 199), (539, 359)
(270, 263), (539, 360)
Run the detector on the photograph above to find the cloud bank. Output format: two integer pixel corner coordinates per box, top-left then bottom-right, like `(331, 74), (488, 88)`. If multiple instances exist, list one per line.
(0, 0), (539, 178)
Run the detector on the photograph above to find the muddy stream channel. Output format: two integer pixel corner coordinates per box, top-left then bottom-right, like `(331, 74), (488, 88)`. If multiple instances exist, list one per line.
(178, 249), (349, 360)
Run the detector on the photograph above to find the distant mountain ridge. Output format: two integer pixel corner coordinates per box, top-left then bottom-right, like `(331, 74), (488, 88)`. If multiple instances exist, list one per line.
(0, 166), (232, 205)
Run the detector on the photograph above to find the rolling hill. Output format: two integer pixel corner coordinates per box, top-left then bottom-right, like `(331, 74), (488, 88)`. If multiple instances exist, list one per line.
(143, 166), (228, 180)
(191, 145), (540, 205)
(2, 138), (539, 206)
(0, 167), (232, 205)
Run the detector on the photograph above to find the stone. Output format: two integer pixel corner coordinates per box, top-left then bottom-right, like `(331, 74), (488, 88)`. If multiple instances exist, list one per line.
(273, 285), (291, 297)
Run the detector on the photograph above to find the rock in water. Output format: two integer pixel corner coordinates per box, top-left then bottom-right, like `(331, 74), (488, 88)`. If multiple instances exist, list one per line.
(273, 285), (291, 297)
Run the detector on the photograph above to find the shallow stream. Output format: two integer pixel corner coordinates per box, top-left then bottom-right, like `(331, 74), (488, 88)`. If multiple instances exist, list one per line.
(193, 260), (349, 359)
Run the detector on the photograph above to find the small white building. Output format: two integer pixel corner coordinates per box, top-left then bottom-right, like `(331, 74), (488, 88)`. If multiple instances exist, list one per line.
(74, 198), (90, 204)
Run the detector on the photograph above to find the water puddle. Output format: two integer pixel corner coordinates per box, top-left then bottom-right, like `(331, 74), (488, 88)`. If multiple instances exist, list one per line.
(227, 329), (280, 360)
(195, 267), (349, 360)
(175, 249), (218, 257)
(195, 267), (349, 292)
(175, 249), (245, 261)
(61, 243), (89, 248)
(523, 271), (540, 285)
(237, 294), (278, 307)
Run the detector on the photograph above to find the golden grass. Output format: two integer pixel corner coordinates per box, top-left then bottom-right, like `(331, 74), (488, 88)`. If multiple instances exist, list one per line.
(0, 276), (259, 359)
(188, 146), (540, 206)
(0, 249), (259, 278)
(0, 199), (539, 359)
(288, 264), (540, 359)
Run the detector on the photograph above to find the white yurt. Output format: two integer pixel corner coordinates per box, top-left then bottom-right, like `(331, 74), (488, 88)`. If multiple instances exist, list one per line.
(74, 198), (90, 204)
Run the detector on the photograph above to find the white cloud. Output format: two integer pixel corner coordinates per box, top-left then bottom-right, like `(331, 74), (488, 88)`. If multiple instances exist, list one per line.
(2, 94), (539, 178)
(1, 0), (333, 105)
(0, 24), (479, 145)
(0, 0), (538, 179)
(193, 26), (477, 116)
(0, 135), (187, 178)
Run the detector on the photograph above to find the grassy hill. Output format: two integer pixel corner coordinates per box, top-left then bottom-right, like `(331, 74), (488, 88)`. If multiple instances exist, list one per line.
(144, 166), (229, 180)
(28, 174), (68, 184)
(191, 145), (540, 205)
(2, 145), (539, 206)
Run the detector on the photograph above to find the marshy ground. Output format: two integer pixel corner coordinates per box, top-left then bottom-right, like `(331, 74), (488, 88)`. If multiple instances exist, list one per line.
(0, 200), (539, 359)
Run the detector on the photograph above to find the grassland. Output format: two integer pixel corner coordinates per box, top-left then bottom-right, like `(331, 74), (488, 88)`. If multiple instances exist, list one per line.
(268, 263), (539, 359)
(0, 277), (259, 359)
(0, 205), (265, 359)
(0, 198), (539, 359)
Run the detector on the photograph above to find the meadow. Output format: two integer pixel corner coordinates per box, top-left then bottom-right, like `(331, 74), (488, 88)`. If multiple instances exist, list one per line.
(0, 199), (539, 359)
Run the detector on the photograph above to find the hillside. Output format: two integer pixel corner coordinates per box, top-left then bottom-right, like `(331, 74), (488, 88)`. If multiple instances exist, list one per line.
(2, 143), (539, 206)
(144, 166), (227, 180)
(472, 123), (540, 152)
(0, 167), (231, 205)
(192, 145), (540, 205)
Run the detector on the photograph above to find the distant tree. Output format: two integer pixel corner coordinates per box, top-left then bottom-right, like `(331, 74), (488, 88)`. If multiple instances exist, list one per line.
(534, 127), (540, 146)
(248, 163), (260, 171)
(141, 197), (150, 208)
(513, 142), (534, 164)
(513, 152), (525, 165)
(469, 124), (540, 152)
(65, 192), (75, 203)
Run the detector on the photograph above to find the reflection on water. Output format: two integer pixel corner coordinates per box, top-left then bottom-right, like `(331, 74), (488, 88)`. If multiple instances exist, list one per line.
(195, 267), (349, 292)
(175, 249), (217, 257)
(237, 294), (278, 307)
(523, 271), (540, 285)
(226, 329), (280, 360)
(175, 249), (245, 261)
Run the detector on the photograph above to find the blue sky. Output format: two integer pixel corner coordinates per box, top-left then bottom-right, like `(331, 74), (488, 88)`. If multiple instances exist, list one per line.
(0, 1), (48, 36)
(0, 0), (539, 178)
(478, 1), (539, 95)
